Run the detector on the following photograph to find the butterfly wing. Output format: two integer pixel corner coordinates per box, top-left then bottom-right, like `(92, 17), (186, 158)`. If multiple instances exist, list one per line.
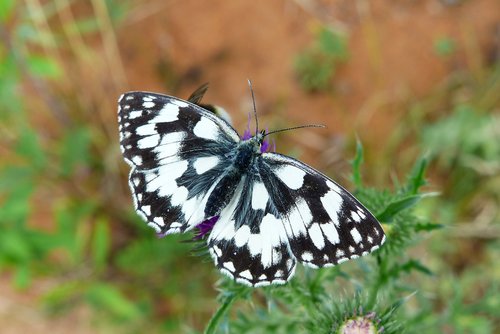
(259, 152), (385, 268)
(206, 150), (385, 287)
(118, 92), (240, 235)
(207, 171), (296, 286)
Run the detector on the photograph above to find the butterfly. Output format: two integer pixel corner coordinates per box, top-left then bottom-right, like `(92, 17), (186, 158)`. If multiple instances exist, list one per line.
(118, 83), (385, 287)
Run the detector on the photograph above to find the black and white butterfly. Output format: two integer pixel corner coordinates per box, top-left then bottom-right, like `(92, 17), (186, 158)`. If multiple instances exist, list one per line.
(118, 83), (385, 287)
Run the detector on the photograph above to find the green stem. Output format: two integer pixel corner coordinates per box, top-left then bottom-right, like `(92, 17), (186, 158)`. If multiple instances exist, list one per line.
(204, 292), (239, 334)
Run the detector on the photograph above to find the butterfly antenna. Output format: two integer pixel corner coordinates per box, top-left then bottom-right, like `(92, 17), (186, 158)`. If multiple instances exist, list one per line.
(264, 124), (326, 137)
(247, 79), (259, 134)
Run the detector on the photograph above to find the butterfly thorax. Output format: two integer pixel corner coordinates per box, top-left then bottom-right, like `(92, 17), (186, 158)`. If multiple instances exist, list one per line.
(233, 134), (263, 172)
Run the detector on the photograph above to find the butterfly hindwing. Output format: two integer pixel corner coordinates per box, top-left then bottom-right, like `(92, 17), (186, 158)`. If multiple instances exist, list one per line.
(207, 173), (296, 286)
(118, 92), (240, 234)
(259, 153), (385, 268)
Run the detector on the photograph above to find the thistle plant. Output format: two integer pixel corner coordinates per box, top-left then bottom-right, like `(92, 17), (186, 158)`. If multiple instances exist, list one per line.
(201, 144), (437, 334)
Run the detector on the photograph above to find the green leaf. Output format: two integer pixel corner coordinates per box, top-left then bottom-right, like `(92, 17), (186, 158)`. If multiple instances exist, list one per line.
(318, 28), (348, 59)
(85, 283), (142, 321)
(0, 0), (15, 22)
(53, 201), (95, 263)
(434, 37), (456, 57)
(389, 259), (434, 278)
(0, 166), (33, 192)
(351, 139), (364, 188)
(26, 55), (62, 78)
(405, 155), (428, 195)
(414, 222), (444, 232)
(59, 127), (91, 176)
(91, 218), (110, 273)
(376, 193), (438, 223)
(205, 292), (239, 334)
(0, 182), (34, 226)
(0, 230), (33, 263)
(15, 128), (46, 170)
(14, 264), (31, 289)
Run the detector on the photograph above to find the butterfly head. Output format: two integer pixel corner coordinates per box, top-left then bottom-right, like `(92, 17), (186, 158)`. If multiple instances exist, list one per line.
(242, 127), (272, 153)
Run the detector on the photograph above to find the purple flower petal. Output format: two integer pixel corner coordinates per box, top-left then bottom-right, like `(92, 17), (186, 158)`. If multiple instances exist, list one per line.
(260, 139), (270, 153)
(194, 216), (219, 239)
(242, 128), (252, 140)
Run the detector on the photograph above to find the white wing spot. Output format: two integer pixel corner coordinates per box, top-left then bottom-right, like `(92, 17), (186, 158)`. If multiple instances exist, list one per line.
(132, 156), (143, 165)
(154, 136), (184, 164)
(141, 205), (151, 216)
(223, 261), (236, 272)
(301, 252), (313, 262)
(349, 246), (355, 252)
(251, 182), (269, 210)
(152, 104), (179, 123)
(287, 197), (310, 237)
(153, 217), (164, 226)
(350, 227), (362, 244)
(326, 180), (342, 193)
(171, 186), (189, 206)
(275, 165), (306, 190)
(146, 160), (188, 196)
(272, 249), (282, 264)
(193, 156), (219, 174)
(158, 131), (185, 146)
(137, 133), (160, 149)
(136, 123), (156, 136)
(336, 249), (345, 257)
(308, 223), (325, 250)
(351, 211), (362, 223)
(234, 225), (251, 247)
(143, 101), (155, 108)
(320, 190), (343, 227)
(132, 177), (140, 186)
(321, 222), (340, 244)
(213, 245), (222, 257)
(252, 213), (286, 268)
(239, 270), (253, 280)
(193, 117), (219, 140)
(296, 198), (313, 226)
(129, 110), (142, 119)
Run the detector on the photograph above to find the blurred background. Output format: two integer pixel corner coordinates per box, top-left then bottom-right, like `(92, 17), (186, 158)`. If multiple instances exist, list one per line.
(0, 0), (499, 333)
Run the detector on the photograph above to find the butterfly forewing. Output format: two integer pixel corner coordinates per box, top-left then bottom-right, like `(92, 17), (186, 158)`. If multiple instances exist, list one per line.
(118, 92), (240, 234)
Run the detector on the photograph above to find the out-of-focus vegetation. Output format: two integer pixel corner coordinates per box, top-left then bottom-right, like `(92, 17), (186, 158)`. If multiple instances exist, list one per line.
(294, 27), (348, 92)
(1, 1), (499, 333)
